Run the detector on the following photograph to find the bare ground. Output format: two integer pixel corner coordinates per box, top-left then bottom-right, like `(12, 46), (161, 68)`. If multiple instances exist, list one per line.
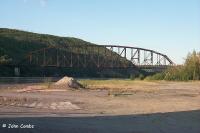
(0, 80), (200, 133)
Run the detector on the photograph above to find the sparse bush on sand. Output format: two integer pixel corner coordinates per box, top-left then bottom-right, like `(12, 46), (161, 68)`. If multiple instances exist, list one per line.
(43, 77), (52, 88)
(130, 73), (145, 80)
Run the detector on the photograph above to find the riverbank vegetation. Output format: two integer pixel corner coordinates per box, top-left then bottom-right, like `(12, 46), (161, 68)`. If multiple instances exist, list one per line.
(147, 51), (200, 81)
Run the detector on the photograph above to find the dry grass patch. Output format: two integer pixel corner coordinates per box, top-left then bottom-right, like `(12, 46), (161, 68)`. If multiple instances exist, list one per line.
(79, 79), (160, 95)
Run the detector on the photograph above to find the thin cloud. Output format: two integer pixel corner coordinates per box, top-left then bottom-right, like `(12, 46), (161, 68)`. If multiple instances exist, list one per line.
(22, 0), (47, 7)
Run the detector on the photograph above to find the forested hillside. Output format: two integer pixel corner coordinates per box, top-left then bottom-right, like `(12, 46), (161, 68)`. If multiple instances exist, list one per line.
(0, 28), (101, 64)
(0, 28), (137, 77)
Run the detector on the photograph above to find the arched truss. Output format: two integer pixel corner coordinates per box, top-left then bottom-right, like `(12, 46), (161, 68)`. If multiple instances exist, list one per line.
(25, 45), (173, 69)
(103, 45), (173, 67)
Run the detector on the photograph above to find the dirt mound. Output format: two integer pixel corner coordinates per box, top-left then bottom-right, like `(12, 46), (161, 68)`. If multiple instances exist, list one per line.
(54, 76), (83, 89)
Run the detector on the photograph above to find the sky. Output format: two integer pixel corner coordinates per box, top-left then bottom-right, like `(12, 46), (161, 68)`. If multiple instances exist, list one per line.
(0, 0), (200, 64)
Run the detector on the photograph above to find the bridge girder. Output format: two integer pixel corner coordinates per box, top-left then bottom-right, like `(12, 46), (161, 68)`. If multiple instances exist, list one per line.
(24, 45), (173, 70)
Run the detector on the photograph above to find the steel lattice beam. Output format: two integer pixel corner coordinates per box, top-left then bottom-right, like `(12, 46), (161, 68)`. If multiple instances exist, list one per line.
(24, 44), (174, 69)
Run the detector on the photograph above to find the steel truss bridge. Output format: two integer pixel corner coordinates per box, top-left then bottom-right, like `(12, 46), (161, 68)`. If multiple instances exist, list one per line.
(24, 45), (173, 71)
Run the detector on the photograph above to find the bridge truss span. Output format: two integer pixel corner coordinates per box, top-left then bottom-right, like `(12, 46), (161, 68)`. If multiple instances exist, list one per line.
(102, 45), (173, 67)
(25, 44), (173, 69)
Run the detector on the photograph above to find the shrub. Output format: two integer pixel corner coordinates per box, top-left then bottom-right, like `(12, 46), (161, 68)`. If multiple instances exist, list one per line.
(184, 51), (200, 80)
(138, 74), (145, 80)
(0, 55), (12, 64)
(130, 74), (136, 80)
(146, 72), (165, 80)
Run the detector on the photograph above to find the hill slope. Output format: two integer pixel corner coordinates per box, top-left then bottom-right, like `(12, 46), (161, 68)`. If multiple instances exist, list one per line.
(0, 28), (138, 77)
(0, 28), (100, 64)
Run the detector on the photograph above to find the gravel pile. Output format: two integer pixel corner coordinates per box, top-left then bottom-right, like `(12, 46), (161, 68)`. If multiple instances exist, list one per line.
(54, 76), (83, 89)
